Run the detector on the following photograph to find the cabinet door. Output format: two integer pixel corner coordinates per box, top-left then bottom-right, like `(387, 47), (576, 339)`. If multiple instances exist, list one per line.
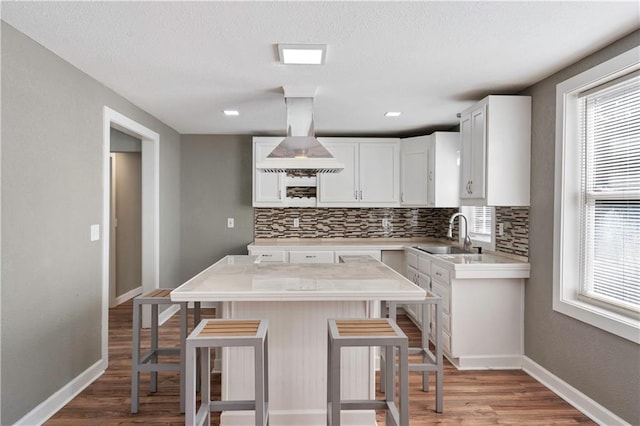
(459, 114), (473, 199)
(426, 138), (436, 206)
(400, 142), (428, 206)
(253, 139), (285, 206)
(317, 141), (359, 205)
(359, 142), (400, 205)
(459, 106), (487, 200)
(469, 106), (487, 198)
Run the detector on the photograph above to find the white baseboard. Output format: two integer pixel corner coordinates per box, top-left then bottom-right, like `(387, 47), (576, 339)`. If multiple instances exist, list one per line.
(452, 354), (524, 370)
(14, 358), (106, 426)
(522, 356), (630, 426)
(159, 303), (180, 325)
(114, 286), (143, 306)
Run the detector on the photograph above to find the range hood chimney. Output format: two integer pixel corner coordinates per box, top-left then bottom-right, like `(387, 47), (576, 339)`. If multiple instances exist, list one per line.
(257, 89), (343, 174)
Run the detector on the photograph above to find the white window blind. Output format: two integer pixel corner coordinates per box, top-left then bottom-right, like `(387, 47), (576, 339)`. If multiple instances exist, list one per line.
(579, 72), (640, 313)
(469, 206), (492, 242)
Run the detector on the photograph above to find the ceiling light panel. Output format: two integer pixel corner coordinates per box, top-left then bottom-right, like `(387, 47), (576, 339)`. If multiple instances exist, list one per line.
(223, 110), (239, 116)
(278, 44), (326, 65)
(385, 112), (402, 117)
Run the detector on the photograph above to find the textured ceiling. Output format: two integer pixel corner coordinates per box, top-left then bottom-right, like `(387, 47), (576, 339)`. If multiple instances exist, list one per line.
(2, 1), (638, 136)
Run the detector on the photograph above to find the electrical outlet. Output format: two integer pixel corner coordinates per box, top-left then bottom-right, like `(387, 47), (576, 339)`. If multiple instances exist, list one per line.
(498, 223), (504, 236)
(227, 218), (234, 228)
(293, 218), (300, 228)
(382, 218), (391, 228)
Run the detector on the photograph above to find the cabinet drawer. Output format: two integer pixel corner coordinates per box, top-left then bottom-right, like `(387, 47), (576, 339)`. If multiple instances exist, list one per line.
(431, 264), (450, 284)
(289, 251), (334, 264)
(418, 256), (431, 275)
(405, 251), (418, 269)
(335, 250), (381, 262)
(430, 280), (450, 314)
(251, 250), (287, 262)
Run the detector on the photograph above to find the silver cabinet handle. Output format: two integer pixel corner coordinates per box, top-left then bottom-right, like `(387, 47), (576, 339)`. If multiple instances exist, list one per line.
(354, 190), (358, 200)
(278, 190), (282, 199)
(359, 190), (363, 200)
(435, 272), (442, 277)
(305, 255), (316, 258)
(263, 254), (272, 257)
(400, 193), (404, 203)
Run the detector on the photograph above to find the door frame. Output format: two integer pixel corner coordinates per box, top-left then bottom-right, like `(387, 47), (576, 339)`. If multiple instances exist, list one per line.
(102, 107), (159, 363)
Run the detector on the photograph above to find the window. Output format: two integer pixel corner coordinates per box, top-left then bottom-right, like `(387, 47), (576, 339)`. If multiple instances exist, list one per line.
(579, 74), (640, 314)
(460, 206), (495, 250)
(554, 46), (640, 343)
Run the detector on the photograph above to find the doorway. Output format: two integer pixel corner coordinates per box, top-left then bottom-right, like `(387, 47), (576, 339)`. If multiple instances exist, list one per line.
(109, 133), (142, 307)
(102, 107), (160, 364)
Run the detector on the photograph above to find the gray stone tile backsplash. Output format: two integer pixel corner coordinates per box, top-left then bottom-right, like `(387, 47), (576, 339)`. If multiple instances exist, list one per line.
(254, 206), (529, 258)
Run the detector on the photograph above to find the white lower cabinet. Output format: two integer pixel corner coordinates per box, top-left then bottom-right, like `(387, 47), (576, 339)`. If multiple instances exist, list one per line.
(249, 246), (383, 266)
(404, 248), (526, 370)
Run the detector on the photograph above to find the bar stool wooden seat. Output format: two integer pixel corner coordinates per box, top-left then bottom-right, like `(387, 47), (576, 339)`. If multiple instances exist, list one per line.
(186, 319), (269, 426)
(381, 291), (444, 413)
(327, 318), (409, 426)
(131, 289), (189, 413)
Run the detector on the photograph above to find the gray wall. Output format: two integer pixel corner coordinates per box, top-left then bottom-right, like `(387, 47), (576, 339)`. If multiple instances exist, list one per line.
(114, 153), (142, 297)
(1, 22), (182, 425)
(523, 30), (640, 424)
(110, 127), (142, 152)
(180, 135), (254, 281)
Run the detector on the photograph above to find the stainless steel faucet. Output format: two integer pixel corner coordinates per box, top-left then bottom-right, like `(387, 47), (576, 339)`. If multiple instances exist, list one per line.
(447, 212), (472, 252)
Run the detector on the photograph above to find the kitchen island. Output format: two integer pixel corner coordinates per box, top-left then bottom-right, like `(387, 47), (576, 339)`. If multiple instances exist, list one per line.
(171, 255), (425, 426)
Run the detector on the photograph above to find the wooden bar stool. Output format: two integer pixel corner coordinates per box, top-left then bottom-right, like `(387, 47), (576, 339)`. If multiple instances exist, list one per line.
(381, 292), (444, 413)
(327, 318), (409, 426)
(185, 319), (269, 426)
(131, 289), (189, 413)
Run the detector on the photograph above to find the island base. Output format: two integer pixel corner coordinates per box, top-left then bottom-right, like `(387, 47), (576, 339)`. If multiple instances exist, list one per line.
(219, 300), (380, 426)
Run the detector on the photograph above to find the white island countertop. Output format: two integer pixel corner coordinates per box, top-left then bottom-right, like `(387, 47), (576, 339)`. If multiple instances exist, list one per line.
(171, 255), (426, 302)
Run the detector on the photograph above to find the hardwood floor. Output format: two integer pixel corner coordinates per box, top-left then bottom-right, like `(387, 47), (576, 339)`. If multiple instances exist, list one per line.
(46, 301), (594, 425)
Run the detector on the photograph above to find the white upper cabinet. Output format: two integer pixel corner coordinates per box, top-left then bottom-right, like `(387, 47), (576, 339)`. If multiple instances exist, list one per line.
(317, 138), (400, 207)
(459, 95), (531, 206)
(253, 137), (285, 207)
(400, 136), (429, 206)
(401, 132), (460, 207)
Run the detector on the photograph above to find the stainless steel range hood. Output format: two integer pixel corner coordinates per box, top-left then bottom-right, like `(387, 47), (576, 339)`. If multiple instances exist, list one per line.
(257, 95), (343, 174)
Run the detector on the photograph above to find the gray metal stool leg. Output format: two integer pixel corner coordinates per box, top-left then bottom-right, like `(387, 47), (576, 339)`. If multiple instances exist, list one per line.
(131, 299), (141, 413)
(328, 318), (408, 426)
(383, 294), (445, 414)
(187, 319), (269, 426)
(130, 290), (191, 415)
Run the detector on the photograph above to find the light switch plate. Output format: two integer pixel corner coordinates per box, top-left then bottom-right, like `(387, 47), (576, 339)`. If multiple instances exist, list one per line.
(227, 218), (234, 228)
(90, 224), (100, 241)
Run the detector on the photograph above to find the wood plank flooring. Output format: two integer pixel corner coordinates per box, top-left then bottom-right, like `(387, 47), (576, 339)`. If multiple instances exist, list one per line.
(46, 301), (594, 425)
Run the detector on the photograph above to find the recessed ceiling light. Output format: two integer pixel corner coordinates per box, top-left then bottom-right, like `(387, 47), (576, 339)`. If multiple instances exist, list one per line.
(223, 110), (239, 116)
(385, 112), (402, 117)
(278, 44), (326, 65)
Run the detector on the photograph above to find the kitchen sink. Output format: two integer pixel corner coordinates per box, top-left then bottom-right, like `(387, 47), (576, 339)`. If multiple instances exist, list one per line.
(414, 245), (475, 255)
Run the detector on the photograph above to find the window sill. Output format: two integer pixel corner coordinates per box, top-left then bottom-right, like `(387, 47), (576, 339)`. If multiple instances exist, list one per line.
(553, 296), (640, 344)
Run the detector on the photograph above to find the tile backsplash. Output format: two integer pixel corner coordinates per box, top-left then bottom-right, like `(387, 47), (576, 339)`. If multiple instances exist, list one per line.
(255, 208), (458, 239)
(495, 206), (529, 257)
(254, 206), (529, 258)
